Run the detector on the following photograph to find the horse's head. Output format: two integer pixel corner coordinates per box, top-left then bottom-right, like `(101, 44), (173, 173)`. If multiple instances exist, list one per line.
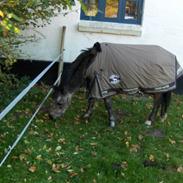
(49, 87), (72, 119)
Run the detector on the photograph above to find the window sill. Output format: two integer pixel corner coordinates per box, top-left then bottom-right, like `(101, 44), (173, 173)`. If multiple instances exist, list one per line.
(78, 20), (142, 36)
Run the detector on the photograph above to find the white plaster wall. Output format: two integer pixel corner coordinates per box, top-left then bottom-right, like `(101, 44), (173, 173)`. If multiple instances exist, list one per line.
(20, 0), (183, 67)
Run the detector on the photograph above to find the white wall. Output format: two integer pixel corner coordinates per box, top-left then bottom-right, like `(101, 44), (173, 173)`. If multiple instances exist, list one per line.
(20, 0), (183, 67)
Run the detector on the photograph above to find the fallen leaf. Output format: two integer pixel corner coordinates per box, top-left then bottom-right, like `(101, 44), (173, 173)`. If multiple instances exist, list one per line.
(125, 141), (130, 148)
(7, 164), (12, 168)
(29, 165), (37, 173)
(164, 153), (170, 161)
(75, 145), (84, 152)
(177, 166), (183, 173)
(169, 138), (176, 144)
(90, 142), (97, 147)
(48, 176), (52, 181)
(138, 134), (143, 141)
(80, 168), (85, 173)
(58, 138), (66, 144)
(24, 139), (29, 144)
(129, 144), (140, 153)
(19, 154), (27, 161)
(69, 172), (78, 178)
(149, 154), (155, 162)
(124, 131), (128, 136)
(91, 151), (97, 157)
(52, 164), (61, 173)
(36, 155), (42, 161)
(121, 161), (128, 169)
(47, 160), (52, 165)
(55, 146), (62, 151)
(126, 136), (132, 141)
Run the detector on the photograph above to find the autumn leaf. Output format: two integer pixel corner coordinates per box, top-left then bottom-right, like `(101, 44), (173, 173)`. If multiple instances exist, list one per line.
(164, 153), (170, 161)
(90, 142), (97, 147)
(73, 151), (79, 155)
(124, 131), (128, 136)
(7, 164), (12, 168)
(55, 146), (62, 151)
(177, 166), (183, 173)
(91, 151), (97, 157)
(80, 168), (85, 173)
(138, 134), (143, 141)
(69, 172), (78, 178)
(19, 154), (27, 161)
(129, 144), (140, 153)
(149, 154), (155, 162)
(28, 165), (37, 173)
(36, 155), (43, 161)
(121, 161), (128, 170)
(58, 138), (66, 144)
(0, 10), (4, 17)
(169, 138), (176, 144)
(48, 176), (52, 181)
(47, 160), (53, 165)
(125, 141), (130, 148)
(52, 164), (61, 173)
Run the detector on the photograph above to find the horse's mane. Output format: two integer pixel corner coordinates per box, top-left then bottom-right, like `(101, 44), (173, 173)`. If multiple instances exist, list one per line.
(59, 42), (101, 92)
(71, 42), (101, 76)
(70, 48), (92, 75)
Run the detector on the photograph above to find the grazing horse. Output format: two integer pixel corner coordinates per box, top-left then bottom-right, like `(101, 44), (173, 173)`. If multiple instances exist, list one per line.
(49, 42), (183, 127)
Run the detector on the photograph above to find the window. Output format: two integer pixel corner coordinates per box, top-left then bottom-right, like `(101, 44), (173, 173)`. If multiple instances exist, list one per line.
(80, 0), (144, 25)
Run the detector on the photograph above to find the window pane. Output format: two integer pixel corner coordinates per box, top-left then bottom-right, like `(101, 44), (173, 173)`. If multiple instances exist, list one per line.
(125, 0), (138, 20)
(83, 0), (98, 17)
(105, 0), (119, 18)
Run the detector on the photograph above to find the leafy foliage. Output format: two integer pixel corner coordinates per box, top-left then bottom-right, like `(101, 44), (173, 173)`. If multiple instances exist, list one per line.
(0, 0), (75, 77)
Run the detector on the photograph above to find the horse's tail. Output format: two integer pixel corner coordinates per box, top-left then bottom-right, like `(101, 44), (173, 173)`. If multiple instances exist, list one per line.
(173, 74), (183, 95)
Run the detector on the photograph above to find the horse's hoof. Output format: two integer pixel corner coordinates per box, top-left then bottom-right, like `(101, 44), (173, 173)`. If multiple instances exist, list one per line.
(161, 113), (167, 122)
(110, 121), (116, 128)
(145, 120), (152, 126)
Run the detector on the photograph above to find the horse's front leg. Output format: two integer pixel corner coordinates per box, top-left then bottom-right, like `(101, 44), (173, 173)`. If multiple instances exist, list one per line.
(104, 97), (116, 128)
(83, 97), (95, 120)
(145, 93), (162, 126)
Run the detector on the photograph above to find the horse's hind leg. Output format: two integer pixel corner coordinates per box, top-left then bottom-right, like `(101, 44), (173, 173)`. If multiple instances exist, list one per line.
(160, 92), (172, 122)
(104, 97), (116, 128)
(145, 93), (162, 126)
(83, 97), (95, 120)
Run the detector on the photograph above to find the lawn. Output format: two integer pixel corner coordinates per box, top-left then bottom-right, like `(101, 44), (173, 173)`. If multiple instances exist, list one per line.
(1, 79), (183, 183)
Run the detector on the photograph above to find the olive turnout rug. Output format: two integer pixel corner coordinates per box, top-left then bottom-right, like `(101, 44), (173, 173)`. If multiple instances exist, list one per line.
(86, 43), (182, 98)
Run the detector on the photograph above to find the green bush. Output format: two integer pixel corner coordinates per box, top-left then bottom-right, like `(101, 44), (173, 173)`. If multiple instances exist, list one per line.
(0, 0), (75, 80)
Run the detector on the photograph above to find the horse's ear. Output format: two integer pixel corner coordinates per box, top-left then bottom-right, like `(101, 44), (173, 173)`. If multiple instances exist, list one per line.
(89, 42), (101, 56)
(93, 42), (101, 52)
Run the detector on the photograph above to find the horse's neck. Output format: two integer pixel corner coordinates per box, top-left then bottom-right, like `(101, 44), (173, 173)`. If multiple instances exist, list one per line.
(64, 61), (86, 93)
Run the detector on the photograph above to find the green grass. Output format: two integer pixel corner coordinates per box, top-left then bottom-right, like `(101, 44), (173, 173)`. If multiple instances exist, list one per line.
(1, 80), (183, 183)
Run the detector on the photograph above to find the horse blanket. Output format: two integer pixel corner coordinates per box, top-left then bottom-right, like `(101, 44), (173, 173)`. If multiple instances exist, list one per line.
(86, 43), (183, 99)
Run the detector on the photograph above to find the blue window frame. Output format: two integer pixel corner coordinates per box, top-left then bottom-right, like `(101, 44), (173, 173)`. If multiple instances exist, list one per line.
(80, 0), (144, 25)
